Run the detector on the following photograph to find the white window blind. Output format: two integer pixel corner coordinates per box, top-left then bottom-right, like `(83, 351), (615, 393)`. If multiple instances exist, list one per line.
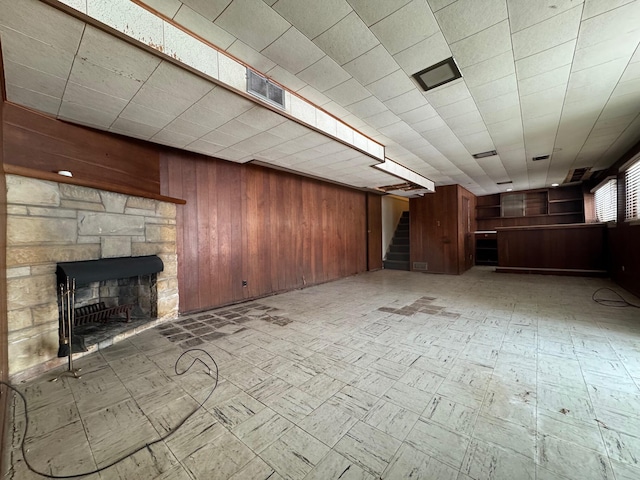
(626, 158), (640, 221)
(595, 179), (617, 222)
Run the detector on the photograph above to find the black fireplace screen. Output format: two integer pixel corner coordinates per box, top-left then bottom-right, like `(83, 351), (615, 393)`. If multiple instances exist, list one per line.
(56, 255), (164, 287)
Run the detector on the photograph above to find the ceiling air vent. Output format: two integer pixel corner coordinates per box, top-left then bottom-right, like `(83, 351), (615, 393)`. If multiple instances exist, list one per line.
(496, 181), (512, 185)
(532, 155), (550, 161)
(472, 150), (497, 159)
(247, 69), (285, 109)
(564, 167), (592, 184)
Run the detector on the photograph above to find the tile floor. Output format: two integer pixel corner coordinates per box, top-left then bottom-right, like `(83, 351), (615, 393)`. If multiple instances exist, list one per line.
(4, 267), (640, 480)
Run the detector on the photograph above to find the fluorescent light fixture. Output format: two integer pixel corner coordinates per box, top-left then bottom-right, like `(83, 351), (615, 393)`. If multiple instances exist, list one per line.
(551, 183), (559, 187)
(57, 170), (73, 177)
(506, 188), (513, 192)
(413, 57), (462, 92)
(374, 159), (435, 192)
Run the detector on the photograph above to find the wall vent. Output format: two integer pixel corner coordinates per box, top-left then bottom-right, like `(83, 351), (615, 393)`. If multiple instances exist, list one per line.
(413, 261), (428, 271)
(247, 69), (285, 109)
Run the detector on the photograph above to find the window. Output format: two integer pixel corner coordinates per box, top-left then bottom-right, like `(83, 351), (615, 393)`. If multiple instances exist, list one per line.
(626, 158), (640, 221)
(594, 178), (617, 222)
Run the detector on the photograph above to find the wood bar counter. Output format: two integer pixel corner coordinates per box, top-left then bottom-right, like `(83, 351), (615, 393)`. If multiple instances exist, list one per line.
(495, 223), (608, 276)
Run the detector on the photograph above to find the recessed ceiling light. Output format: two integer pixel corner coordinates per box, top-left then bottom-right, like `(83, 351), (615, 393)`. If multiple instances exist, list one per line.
(551, 183), (559, 187)
(413, 57), (462, 92)
(473, 150), (497, 159)
(506, 188), (513, 192)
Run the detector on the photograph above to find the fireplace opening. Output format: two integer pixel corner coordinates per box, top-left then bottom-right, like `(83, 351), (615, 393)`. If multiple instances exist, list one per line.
(56, 256), (164, 351)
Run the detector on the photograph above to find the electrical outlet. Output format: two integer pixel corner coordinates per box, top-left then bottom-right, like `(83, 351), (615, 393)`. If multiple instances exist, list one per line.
(622, 266), (625, 272)
(242, 280), (248, 287)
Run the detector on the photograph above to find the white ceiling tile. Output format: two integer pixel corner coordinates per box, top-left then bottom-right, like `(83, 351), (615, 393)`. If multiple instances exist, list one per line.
(261, 27), (325, 74)
(295, 85), (332, 106)
(450, 20), (511, 68)
(4, 60), (67, 99)
(148, 61), (214, 101)
(236, 106), (287, 130)
(398, 103), (439, 123)
(218, 53), (247, 91)
(461, 51), (516, 87)
(5, 83), (61, 116)
(343, 45), (399, 86)
(266, 65), (307, 92)
(181, 0), (232, 21)
(435, 0), (507, 44)
(325, 78), (372, 105)
(346, 96), (388, 118)
(141, 0), (182, 18)
(173, 4), (236, 49)
(164, 117), (212, 138)
(273, 0), (352, 38)
(130, 85), (193, 117)
(394, 32), (451, 75)
(481, 104), (521, 125)
(412, 115), (448, 133)
(511, 6), (582, 60)
(151, 129), (198, 148)
(198, 86), (255, 117)
(370, 0), (440, 55)
(215, 0), (290, 51)
(110, 117), (161, 139)
(88, 0), (164, 48)
(268, 119), (310, 140)
(0, 29), (75, 79)
(507, 0), (584, 33)
(364, 110), (402, 129)
(232, 131), (287, 153)
(63, 81), (128, 117)
(69, 59), (144, 101)
(313, 12), (379, 65)
(78, 26), (161, 83)
(514, 40), (576, 79)
(521, 85), (566, 118)
(163, 24), (219, 79)
(297, 56), (352, 92)
(582, 0), (635, 19)
(517, 64), (571, 96)
(120, 102), (175, 129)
(458, 131), (495, 153)
(316, 110), (338, 137)
(437, 97), (478, 119)
(322, 101), (351, 119)
(366, 70), (416, 102)
(58, 0), (86, 13)
(289, 95), (317, 125)
(574, 33), (640, 73)
(427, 0), (457, 12)
(0, 0), (84, 53)
(424, 81), (470, 107)
(226, 40), (277, 72)
(577, 0), (640, 50)
(178, 103), (230, 132)
(346, 0), (412, 26)
(445, 110), (485, 133)
(384, 90), (428, 114)
(186, 138), (226, 156)
(469, 74), (517, 102)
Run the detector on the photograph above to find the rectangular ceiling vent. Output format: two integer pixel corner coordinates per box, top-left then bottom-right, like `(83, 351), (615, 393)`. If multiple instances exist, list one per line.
(247, 69), (285, 109)
(496, 180), (512, 185)
(472, 150), (497, 159)
(532, 154), (550, 161)
(565, 167), (592, 184)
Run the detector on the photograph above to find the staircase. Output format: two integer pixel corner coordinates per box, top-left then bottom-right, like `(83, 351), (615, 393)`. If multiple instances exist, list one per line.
(384, 211), (410, 271)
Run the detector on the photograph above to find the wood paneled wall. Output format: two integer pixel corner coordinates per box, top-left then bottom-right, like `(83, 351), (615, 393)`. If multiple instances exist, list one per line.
(496, 224), (607, 272)
(410, 185), (476, 275)
(160, 151), (369, 313)
(367, 193), (383, 271)
(2, 103), (161, 195)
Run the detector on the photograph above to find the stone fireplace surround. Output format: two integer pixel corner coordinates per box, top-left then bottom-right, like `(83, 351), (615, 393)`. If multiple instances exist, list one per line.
(6, 175), (180, 380)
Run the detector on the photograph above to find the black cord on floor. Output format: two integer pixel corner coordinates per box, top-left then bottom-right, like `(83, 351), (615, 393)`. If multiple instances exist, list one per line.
(592, 287), (640, 308)
(1, 348), (218, 479)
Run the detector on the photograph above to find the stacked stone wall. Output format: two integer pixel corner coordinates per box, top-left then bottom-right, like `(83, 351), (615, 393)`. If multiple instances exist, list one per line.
(6, 175), (179, 376)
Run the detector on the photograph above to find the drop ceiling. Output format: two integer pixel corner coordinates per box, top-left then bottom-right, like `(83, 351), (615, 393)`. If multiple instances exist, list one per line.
(1, 0), (640, 195)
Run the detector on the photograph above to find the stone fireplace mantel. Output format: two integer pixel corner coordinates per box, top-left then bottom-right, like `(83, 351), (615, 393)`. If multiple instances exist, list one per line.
(6, 175), (180, 379)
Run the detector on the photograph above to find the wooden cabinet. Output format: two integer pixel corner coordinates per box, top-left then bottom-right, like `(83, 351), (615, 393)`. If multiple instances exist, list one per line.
(476, 185), (586, 230)
(410, 185), (476, 274)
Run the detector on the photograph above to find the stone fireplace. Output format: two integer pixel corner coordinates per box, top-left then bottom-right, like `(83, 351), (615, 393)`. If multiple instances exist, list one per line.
(6, 175), (180, 379)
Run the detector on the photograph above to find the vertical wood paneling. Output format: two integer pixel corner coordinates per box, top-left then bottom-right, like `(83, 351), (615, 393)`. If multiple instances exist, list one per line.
(367, 193), (383, 271)
(161, 153), (369, 313)
(410, 185), (475, 275)
(3, 103), (161, 194)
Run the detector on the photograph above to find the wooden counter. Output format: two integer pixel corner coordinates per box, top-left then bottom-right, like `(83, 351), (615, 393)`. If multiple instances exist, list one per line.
(495, 223), (607, 276)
